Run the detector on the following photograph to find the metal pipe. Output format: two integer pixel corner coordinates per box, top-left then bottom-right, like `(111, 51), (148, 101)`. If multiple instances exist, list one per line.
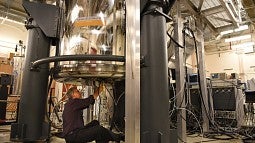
(140, 0), (171, 142)
(31, 55), (125, 68)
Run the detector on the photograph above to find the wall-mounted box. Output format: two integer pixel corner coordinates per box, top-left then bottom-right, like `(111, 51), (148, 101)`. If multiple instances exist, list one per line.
(0, 64), (13, 74)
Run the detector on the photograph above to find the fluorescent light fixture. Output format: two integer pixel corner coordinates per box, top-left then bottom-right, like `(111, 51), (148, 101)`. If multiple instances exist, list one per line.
(234, 25), (248, 32)
(220, 25), (249, 35)
(0, 40), (16, 48)
(244, 46), (254, 53)
(232, 42), (254, 49)
(225, 34), (251, 42)
(220, 30), (233, 35)
(0, 16), (24, 25)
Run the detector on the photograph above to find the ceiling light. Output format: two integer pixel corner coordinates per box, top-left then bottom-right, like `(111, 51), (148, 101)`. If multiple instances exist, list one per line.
(0, 40), (16, 48)
(220, 30), (233, 35)
(232, 42), (254, 49)
(225, 34), (251, 42)
(0, 16), (24, 25)
(234, 25), (248, 32)
(220, 25), (248, 35)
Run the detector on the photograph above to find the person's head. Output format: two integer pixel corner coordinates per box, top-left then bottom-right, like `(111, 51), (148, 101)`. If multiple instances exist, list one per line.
(66, 87), (82, 99)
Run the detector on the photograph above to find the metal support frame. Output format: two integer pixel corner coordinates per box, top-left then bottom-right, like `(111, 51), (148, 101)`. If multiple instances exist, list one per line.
(219, 0), (239, 27)
(174, 1), (186, 142)
(184, 0), (218, 36)
(125, 0), (140, 142)
(196, 18), (210, 132)
(198, 0), (205, 12)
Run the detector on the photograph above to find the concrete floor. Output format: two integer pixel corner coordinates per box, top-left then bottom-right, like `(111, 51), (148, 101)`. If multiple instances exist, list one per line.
(0, 125), (244, 143)
(186, 134), (242, 143)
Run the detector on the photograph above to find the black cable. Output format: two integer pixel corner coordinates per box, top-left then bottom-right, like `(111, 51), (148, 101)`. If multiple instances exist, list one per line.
(167, 27), (197, 132)
(47, 70), (54, 118)
(182, 26), (220, 133)
(167, 29), (174, 49)
(105, 85), (115, 102)
(185, 27), (242, 135)
(167, 31), (185, 49)
(167, 22), (241, 136)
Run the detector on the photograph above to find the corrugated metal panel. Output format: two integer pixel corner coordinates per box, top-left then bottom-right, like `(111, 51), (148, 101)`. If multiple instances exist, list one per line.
(190, 0), (221, 10)
(202, 0), (221, 10)
(207, 11), (232, 27)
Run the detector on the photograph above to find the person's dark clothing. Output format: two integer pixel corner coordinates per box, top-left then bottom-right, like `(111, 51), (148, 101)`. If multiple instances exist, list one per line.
(63, 95), (95, 136)
(63, 96), (124, 143)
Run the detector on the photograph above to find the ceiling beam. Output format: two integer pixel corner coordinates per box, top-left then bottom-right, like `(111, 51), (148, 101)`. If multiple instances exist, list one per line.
(202, 17), (218, 34)
(216, 24), (235, 32)
(183, 0), (218, 35)
(0, 1), (24, 11)
(0, 4), (27, 18)
(182, 0), (199, 15)
(210, 15), (233, 24)
(218, 0), (239, 27)
(198, 0), (204, 12)
(202, 5), (225, 16)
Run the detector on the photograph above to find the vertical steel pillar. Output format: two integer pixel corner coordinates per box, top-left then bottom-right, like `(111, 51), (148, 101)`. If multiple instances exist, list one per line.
(10, 1), (61, 141)
(10, 20), (50, 141)
(140, 0), (170, 142)
(196, 18), (209, 132)
(174, 1), (187, 142)
(125, 0), (140, 142)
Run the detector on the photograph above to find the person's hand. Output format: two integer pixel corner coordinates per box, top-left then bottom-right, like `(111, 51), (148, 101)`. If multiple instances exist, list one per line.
(93, 84), (104, 99)
(99, 83), (104, 93)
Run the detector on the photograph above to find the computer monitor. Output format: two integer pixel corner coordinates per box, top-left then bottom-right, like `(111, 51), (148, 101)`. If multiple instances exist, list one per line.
(188, 74), (198, 85)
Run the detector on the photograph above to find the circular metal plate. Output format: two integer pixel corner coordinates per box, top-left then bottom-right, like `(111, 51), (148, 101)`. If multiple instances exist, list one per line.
(54, 62), (125, 83)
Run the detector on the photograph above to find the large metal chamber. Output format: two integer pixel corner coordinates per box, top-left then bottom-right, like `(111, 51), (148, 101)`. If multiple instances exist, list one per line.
(55, 0), (126, 83)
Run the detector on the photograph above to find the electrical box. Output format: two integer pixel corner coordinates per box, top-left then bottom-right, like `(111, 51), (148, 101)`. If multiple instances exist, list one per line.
(211, 73), (227, 80)
(245, 90), (255, 103)
(0, 74), (12, 85)
(188, 74), (198, 85)
(0, 64), (13, 75)
(212, 87), (236, 111)
(230, 73), (239, 79)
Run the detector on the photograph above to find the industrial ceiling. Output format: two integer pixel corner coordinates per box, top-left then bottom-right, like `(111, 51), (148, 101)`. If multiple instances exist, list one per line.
(0, 0), (255, 52)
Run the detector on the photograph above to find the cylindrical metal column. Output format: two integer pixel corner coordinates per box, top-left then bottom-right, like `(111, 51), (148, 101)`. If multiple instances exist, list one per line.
(140, 1), (170, 142)
(11, 20), (50, 141)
